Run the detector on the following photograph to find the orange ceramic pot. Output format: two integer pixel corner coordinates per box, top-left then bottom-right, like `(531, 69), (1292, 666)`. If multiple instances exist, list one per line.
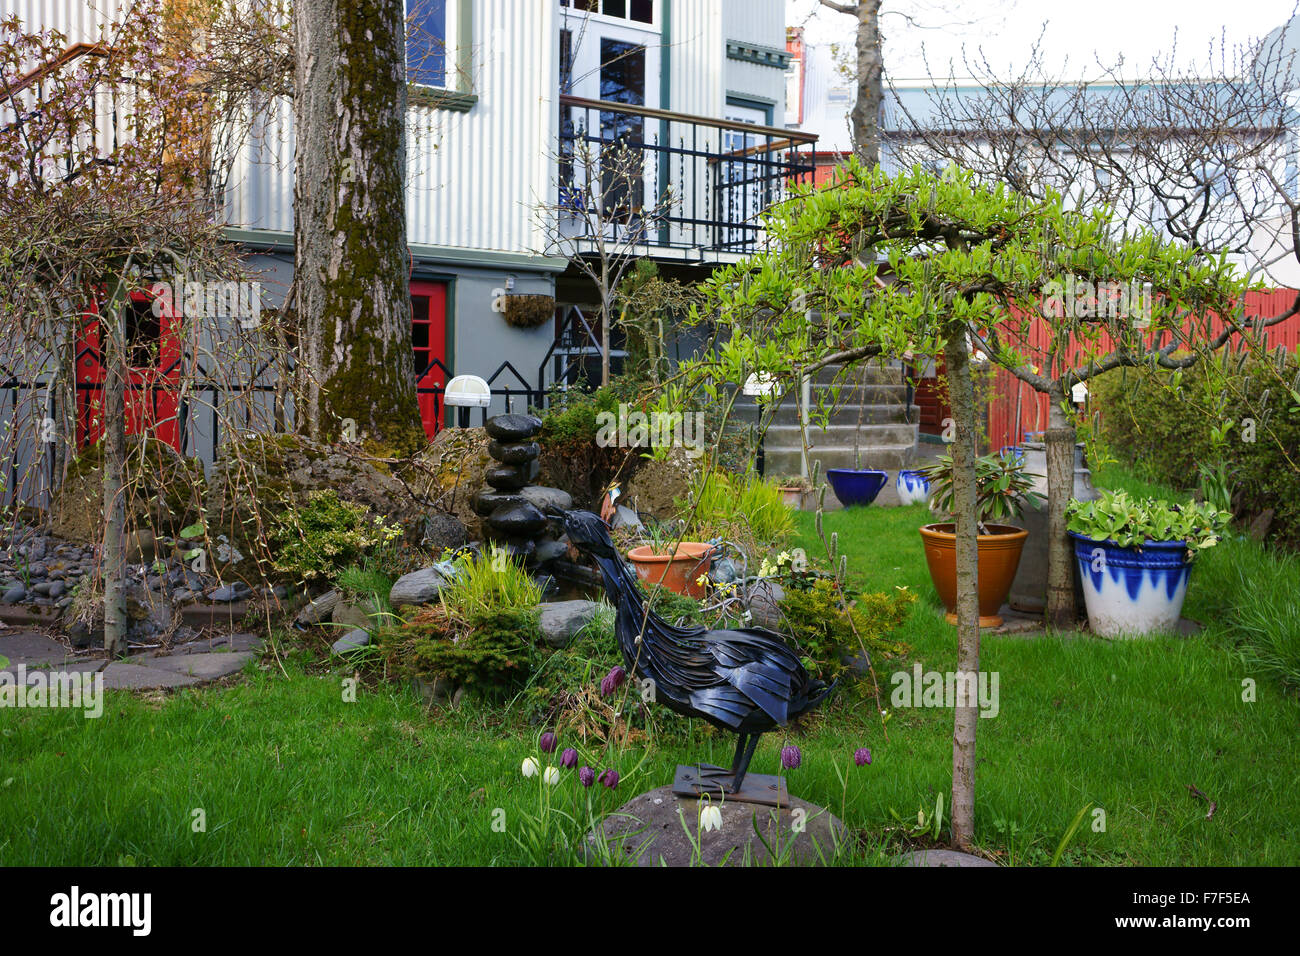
(919, 523), (1029, 628)
(626, 543), (714, 598)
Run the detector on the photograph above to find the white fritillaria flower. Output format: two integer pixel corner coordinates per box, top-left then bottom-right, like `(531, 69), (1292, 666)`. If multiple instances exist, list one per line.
(543, 766), (561, 786)
(699, 805), (723, 832)
(522, 757), (540, 778)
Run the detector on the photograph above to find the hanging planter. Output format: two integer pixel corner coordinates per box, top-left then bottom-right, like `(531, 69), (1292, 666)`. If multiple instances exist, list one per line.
(501, 294), (556, 329)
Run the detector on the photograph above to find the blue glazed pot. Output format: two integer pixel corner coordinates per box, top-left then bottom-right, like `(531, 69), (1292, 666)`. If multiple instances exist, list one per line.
(1069, 532), (1192, 637)
(896, 469), (931, 506)
(999, 445), (1026, 462)
(826, 468), (889, 507)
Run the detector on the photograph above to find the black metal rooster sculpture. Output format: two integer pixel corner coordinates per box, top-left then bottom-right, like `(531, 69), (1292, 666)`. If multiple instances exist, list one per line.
(562, 509), (834, 794)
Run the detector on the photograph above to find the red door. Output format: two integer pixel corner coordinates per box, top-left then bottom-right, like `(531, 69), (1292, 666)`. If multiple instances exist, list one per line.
(411, 280), (449, 440)
(75, 287), (182, 449)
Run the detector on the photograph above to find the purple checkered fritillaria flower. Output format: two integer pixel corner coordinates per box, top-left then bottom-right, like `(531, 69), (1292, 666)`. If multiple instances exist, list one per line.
(599, 769), (619, 789)
(854, 748), (872, 767)
(579, 766), (596, 788)
(780, 745), (802, 770)
(561, 747), (578, 769)
(539, 731), (558, 754)
(601, 665), (626, 698)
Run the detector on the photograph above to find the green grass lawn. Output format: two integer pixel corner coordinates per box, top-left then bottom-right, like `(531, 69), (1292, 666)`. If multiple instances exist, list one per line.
(2, 469), (1298, 866)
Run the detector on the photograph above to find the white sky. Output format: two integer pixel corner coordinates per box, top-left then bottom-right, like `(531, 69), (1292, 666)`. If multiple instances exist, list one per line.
(787, 0), (1300, 80)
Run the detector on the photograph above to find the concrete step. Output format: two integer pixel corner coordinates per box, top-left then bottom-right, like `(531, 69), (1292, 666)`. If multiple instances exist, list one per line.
(733, 402), (922, 427)
(763, 443), (918, 476)
(764, 421), (919, 447)
(812, 362), (906, 386)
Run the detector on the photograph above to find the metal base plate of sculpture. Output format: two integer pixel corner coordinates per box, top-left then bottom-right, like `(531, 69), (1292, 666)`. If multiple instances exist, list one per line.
(672, 764), (789, 808)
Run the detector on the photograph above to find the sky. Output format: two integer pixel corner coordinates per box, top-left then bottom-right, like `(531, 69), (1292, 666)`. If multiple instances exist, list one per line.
(788, 0), (1300, 80)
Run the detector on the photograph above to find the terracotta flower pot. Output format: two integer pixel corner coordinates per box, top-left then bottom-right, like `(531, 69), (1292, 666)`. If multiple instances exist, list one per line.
(777, 486), (808, 509)
(919, 523), (1029, 628)
(626, 543), (714, 598)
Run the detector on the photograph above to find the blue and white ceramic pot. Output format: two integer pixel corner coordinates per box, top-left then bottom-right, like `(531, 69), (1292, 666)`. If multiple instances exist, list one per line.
(896, 469), (931, 506)
(1070, 533), (1192, 637)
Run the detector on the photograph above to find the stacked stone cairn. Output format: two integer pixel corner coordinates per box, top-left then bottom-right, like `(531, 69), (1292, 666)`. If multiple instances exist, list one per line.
(472, 413), (572, 565)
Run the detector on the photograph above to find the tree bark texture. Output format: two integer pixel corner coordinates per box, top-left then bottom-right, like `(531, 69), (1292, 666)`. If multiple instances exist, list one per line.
(944, 323), (980, 850)
(294, 0), (425, 454)
(1044, 390), (1078, 626)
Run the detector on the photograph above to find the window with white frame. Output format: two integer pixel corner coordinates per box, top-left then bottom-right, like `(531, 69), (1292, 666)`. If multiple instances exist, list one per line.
(561, 0), (654, 26)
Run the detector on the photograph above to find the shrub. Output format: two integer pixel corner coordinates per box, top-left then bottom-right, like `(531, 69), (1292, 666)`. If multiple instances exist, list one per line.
(378, 605), (542, 696)
(1091, 352), (1300, 549)
(778, 579), (913, 680)
(268, 489), (402, 584)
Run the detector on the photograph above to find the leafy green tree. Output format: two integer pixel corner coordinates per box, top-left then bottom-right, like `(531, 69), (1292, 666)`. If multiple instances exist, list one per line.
(677, 159), (1247, 847)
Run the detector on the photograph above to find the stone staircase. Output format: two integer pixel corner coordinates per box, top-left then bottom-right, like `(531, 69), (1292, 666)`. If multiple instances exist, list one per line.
(730, 360), (921, 501)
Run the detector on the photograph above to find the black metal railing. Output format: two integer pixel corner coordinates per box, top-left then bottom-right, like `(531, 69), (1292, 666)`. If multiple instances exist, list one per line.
(558, 95), (817, 256)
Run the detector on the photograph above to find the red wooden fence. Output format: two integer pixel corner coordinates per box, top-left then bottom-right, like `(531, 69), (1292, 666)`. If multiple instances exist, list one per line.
(917, 289), (1300, 451)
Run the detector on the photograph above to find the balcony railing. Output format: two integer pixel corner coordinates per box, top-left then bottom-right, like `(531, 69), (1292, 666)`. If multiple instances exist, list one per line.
(557, 94), (817, 257)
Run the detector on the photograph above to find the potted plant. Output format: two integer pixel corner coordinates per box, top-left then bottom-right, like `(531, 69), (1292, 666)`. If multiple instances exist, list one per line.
(825, 370), (889, 507)
(772, 474), (812, 509)
(895, 468), (931, 505)
(917, 452), (1043, 627)
(1066, 490), (1229, 637)
(625, 520), (715, 599)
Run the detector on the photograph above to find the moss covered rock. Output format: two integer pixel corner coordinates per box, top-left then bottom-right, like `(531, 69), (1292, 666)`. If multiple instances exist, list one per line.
(49, 436), (205, 544)
(410, 426), (493, 537)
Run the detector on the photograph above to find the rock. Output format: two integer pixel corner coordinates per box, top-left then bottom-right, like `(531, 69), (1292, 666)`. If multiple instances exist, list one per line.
(611, 505), (644, 531)
(534, 536), (571, 565)
(49, 436), (204, 543)
(488, 440), (541, 464)
(485, 413), (543, 442)
(296, 589), (341, 625)
(538, 600), (599, 648)
(622, 447), (701, 521)
(747, 580), (785, 631)
(452, 686), (468, 707)
(1247, 508), (1274, 542)
(47, 581), (65, 600)
(331, 600), (375, 630)
(589, 785), (847, 867)
(471, 488), (526, 518)
(331, 628), (371, 655)
(410, 427), (493, 536)
(502, 538), (536, 561)
(32, 582), (52, 596)
(208, 584), (242, 603)
(389, 566), (454, 608)
(519, 486), (573, 513)
(68, 619), (102, 649)
(900, 848), (996, 868)
(172, 588), (196, 604)
(125, 530), (158, 564)
(422, 513), (468, 550)
(484, 462), (537, 491)
(486, 501), (547, 537)
(2, 586), (27, 604)
(27, 562), (47, 580)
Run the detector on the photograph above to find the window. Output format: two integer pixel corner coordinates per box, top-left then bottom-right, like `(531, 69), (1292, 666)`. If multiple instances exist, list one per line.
(560, 0), (653, 25)
(407, 0), (447, 87)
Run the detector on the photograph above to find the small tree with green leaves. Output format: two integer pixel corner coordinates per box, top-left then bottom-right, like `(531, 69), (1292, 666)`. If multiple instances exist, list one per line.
(675, 159), (1247, 849)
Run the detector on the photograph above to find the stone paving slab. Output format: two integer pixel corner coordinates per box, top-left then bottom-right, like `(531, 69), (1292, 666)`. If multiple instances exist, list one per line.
(901, 848), (997, 867)
(160, 632), (263, 657)
(0, 631), (74, 667)
(101, 661), (200, 690)
(0, 660), (103, 682)
(144, 651), (254, 680)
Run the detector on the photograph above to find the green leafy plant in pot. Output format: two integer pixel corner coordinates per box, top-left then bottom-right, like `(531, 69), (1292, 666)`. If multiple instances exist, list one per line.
(1066, 489), (1229, 637)
(918, 452), (1044, 627)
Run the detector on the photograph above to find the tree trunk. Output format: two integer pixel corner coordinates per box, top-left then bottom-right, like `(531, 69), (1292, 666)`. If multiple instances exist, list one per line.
(101, 278), (129, 657)
(1044, 389), (1077, 627)
(294, 0), (424, 455)
(944, 324), (980, 850)
(852, 0), (883, 168)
